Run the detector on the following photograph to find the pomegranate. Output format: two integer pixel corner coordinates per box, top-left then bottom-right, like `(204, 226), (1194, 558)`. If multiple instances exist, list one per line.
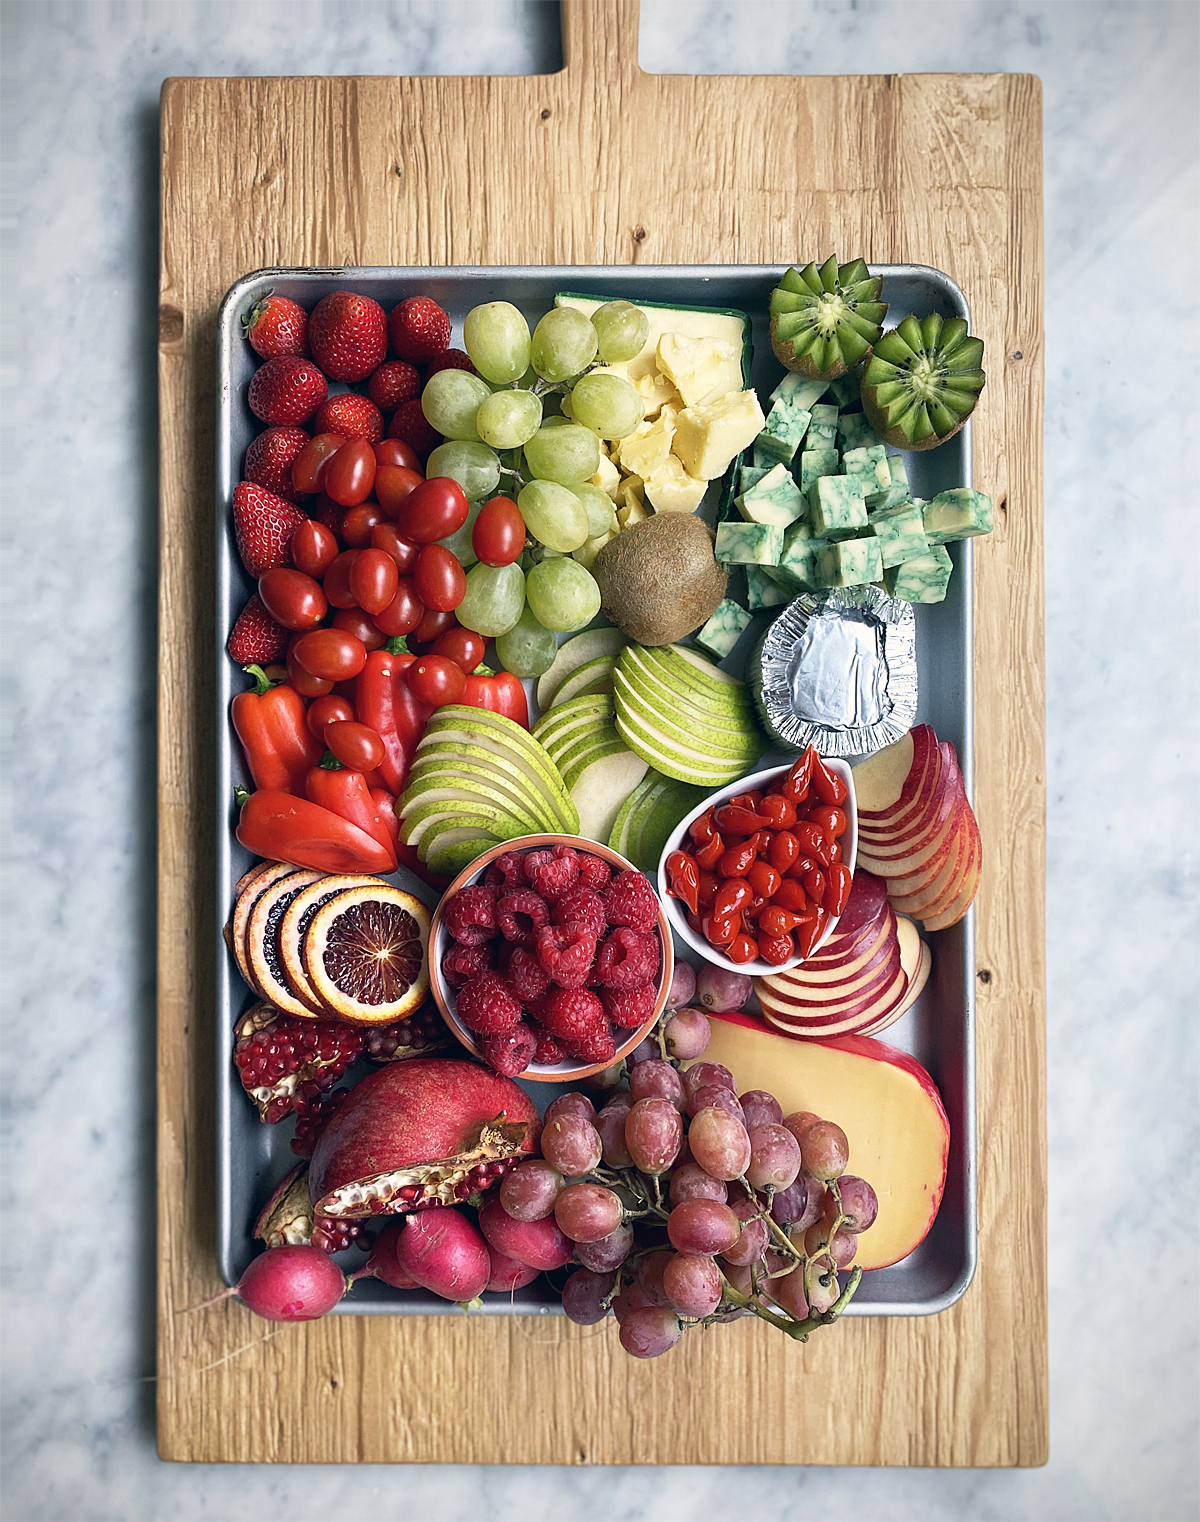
(253, 1159), (371, 1254)
(308, 1058), (541, 1220)
(233, 1004), (365, 1123)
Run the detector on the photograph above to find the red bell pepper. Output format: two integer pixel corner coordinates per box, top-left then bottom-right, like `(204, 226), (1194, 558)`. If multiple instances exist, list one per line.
(368, 787), (401, 852)
(236, 789), (396, 874)
(305, 765), (399, 870)
(230, 665), (322, 796)
(460, 665), (529, 727)
(354, 646), (432, 795)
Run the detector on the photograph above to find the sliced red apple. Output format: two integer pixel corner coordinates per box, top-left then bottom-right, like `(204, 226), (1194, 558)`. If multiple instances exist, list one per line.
(786, 905), (895, 975)
(855, 761), (964, 862)
(828, 869), (889, 937)
(860, 937), (931, 1035)
(761, 967), (909, 1034)
(921, 828), (982, 930)
(881, 802), (973, 901)
(757, 948), (903, 1012)
(853, 725), (937, 818)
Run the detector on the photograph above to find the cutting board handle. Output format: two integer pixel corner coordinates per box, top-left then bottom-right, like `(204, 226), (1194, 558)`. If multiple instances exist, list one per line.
(561, 0), (641, 79)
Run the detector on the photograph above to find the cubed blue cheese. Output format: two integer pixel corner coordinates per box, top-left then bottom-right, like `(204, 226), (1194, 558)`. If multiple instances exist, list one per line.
(767, 521), (828, 591)
(874, 454), (912, 510)
(922, 488), (994, 543)
(827, 370), (862, 409)
(799, 448), (841, 496)
(769, 373), (828, 410)
(744, 565), (790, 610)
(868, 500), (930, 568)
(755, 400), (812, 464)
(715, 520), (783, 565)
(738, 463), (771, 493)
(752, 441), (777, 470)
(806, 403), (839, 451)
(884, 545), (953, 602)
(837, 411), (882, 453)
(736, 462), (805, 529)
(819, 536), (884, 588)
(808, 473), (868, 540)
(841, 444), (892, 506)
(696, 598), (754, 658)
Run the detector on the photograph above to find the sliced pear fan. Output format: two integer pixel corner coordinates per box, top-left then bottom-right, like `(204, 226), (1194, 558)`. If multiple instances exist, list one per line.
(861, 313), (986, 451)
(770, 257), (888, 381)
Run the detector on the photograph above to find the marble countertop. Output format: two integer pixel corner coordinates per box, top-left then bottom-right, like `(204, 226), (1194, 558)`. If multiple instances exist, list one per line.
(2, 2), (1196, 1518)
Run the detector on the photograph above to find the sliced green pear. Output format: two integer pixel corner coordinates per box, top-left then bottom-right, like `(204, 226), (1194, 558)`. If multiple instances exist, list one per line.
(532, 693), (615, 748)
(415, 711), (578, 832)
(608, 772), (667, 858)
(554, 731), (628, 789)
(631, 778), (710, 872)
(548, 654), (618, 707)
(536, 626), (627, 709)
(401, 798), (531, 850)
(398, 781), (543, 837)
(569, 748), (651, 844)
(612, 670), (761, 762)
(404, 747), (554, 826)
(770, 258), (887, 380)
(639, 644), (753, 714)
(614, 700), (760, 787)
(861, 313), (986, 451)
(424, 830), (502, 876)
(619, 648), (759, 737)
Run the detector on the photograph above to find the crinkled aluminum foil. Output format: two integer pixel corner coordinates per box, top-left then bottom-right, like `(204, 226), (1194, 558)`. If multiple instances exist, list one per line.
(749, 587), (917, 756)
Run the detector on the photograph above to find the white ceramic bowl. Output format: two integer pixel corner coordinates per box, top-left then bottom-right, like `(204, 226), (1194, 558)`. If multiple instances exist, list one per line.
(657, 759), (857, 978)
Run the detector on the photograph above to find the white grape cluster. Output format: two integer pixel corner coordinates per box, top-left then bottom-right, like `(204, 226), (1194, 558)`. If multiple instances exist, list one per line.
(420, 300), (650, 643)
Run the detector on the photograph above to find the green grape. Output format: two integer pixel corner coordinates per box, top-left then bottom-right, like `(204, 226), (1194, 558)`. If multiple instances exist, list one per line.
(438, 499), (483, 570)
(476, 388), (543, 449)
(426, 441), (500, 502)
(494, 605), (559, 679)
(590, 299), (650, 363)
(523, 423), (600, 485)
(525, 558), (602, 633)
(558, 390), (574, 420)
(530, 307), (598, 382)
(421, 369), (492, 441)
(455, 561), (526, 638)
(517, 480), (590, 553)
(569, 372), (643, 440)
(463, 302), (532, 385)
(568, 481), (618, 537)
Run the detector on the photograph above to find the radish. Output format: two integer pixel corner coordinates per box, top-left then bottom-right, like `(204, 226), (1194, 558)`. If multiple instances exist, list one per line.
(207, 1244), (348, 1322)
(393, 1205), (491, 1301)
(485, 1244), (541, 1293)
(478, 1194), (574, 1270)
(362, 1219), (419, 1289)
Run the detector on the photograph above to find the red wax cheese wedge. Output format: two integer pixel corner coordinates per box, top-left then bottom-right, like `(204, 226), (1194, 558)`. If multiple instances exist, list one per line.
(694, 1013), (949, 1270)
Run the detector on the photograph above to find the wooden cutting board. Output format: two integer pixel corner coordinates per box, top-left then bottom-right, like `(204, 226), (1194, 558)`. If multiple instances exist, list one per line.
(157, 0), (1046, 1465)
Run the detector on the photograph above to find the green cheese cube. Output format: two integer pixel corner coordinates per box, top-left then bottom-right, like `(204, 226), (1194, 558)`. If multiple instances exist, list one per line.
(837, 411), (882, 453)
(841, 444), (892, 506)
(819, 537), (884, 588)
(715, 519), (784, 565)
(808, 473), (868, 540)
(752, 441), (777, 470)
(806, 404), (839, 451)
(696, 598), (753, 658)
(884, 545), (953, 602)
(922, 488), (994, 544)
(745, 565), (790, 611)
(769, 373), (828, 410)
(738, 463), (770, 493)
(827, 370), (862, 409)
(737, 462), (805, 529)
(874, 454), (912, 510)
(799, 448), (840, 496)
(756, 400), (812, 464)
(868, 500), (930, 568)
(767, 521), (829, 591)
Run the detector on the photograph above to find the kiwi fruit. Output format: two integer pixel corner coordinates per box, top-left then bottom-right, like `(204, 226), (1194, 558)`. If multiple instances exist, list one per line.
(770, 257), (888, 380)
(860, 313), (986, 451)
(592, 512), (727, 647)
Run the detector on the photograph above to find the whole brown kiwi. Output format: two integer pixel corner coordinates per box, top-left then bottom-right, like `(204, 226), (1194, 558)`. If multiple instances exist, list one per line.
(592, 512), (727, 647)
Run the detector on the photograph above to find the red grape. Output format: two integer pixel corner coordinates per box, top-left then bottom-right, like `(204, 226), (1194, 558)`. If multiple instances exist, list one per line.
(687, 1108), (751, 1182)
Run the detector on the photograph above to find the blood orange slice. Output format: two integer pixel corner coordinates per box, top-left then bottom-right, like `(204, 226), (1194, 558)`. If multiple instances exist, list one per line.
(303, 882), (431, 1025)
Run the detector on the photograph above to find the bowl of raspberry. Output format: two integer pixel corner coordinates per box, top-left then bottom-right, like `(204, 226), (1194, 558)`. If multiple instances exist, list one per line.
(429, 835), (675, 1082)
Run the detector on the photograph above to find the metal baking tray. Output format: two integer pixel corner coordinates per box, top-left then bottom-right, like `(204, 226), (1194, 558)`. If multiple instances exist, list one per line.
(215, 265), (976, 1316)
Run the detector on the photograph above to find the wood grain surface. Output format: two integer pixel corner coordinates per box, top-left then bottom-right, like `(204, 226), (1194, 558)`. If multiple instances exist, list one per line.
(157, 0), (1046, 1465)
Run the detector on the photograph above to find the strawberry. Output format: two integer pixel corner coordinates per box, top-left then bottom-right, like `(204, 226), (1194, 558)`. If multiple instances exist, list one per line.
(388, 297), (451, 363)
(247, 356), (328, 426)
(232, 481), (308, 577)
(386, 397), (441, 460)
(309, 292), (387, 382)
(367, 359), (421, 414)
(241, 293), (310, 359)
(243, 425), (310, 503)
(424, 348), (476, 381)
(227, 591), (289, 664)
(312, 393), (383, 444)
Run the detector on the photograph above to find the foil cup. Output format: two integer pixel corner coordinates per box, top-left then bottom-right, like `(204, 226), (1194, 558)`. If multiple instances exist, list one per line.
(748, 586), (917, 756)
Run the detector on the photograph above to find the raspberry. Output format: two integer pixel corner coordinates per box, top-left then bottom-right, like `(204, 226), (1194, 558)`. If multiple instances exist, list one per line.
(595, 928), (660, 989)
(603, 869), (660, 932)
(527, 844), (580, 902)
(601, 982), (658, 1030)
(387, 397), (441, 460)
(443, 884), (497, 945)
(455, 971), (522, 1036)
(480, 1021), (537, 1078)
(367, 359), (421, 413)
(441, 942), (492, 989)
(551, 886), (607, 942)
(424, 347), (476, 379)
(540, 987), (606, 1042)
(527, 1020), (564, 1066)
(563, 1023), (617, 1065)
(508, 946), (551, 1003)
(482, 864), (505, 892)
(493, 850), (528, 891)
(536, 924), (598, 989)
(576, 853), (612, 891)
(522, 848), (554, 885)
(388, 296), (451, 363)
(496, 889), (550, 947)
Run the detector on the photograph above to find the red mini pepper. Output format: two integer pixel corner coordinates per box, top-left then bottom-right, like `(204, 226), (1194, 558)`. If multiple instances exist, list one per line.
(355, 645), (433, 795)
(230, 665), (322, 796)
(460, 665), (529, 728)
(236, 789), (396, 874)
(305, 764), (399, 871)
(664, 850), (700, 916)
(811, 753), (848, 806)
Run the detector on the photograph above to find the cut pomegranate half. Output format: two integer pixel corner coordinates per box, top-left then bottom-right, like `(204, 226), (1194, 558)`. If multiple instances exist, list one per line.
(303, 883), (430, 1025)
(233, 1002), (366, 1123)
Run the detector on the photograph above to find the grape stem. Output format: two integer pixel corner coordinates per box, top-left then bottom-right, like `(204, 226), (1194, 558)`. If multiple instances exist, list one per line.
(719, 1265), (863, 1341)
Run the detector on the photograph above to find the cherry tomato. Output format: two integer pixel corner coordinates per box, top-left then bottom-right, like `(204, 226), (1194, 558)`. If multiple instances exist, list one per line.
(292, 433), (345, 495)
(725, 933), (759, 964)
(756, 931), (795, 967)
(397, 478), (470, 544)
(370, 522), (420, 574)
(757, 794), (797, 830)
(348, 547), (399, 616)
(324, 437), (377, 507)
(747, 860), (781, 901)
(258, 567), (327, 631)
(325, 720), (386, 771)
(374, 438), (421, 472)
(429, 626), (485, 674)
(717, 839), (758, 878)
(289, 519), (339, 580)
(290, 628), (368, 682)
(375, 464), (424, 520)
(323, 549), (360, 609)
(809, 805), (848, 840)
(332, 607), (385, 652)
(341, 504), (385, 548)
(405, 654), (466, 707)
(414, 544), (465, 611)
(411, 605), (458, 648)
(472, 496), (525, 567)
(373, 578), (424, 638)
(307, 492), (346, 542)
(285, 640), (333, 697)
(306, 694), (355, 740)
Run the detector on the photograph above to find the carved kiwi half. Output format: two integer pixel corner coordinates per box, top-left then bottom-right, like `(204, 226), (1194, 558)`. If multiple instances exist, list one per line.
(770, 258), (888, 380)
(860, 313), (986, 451)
